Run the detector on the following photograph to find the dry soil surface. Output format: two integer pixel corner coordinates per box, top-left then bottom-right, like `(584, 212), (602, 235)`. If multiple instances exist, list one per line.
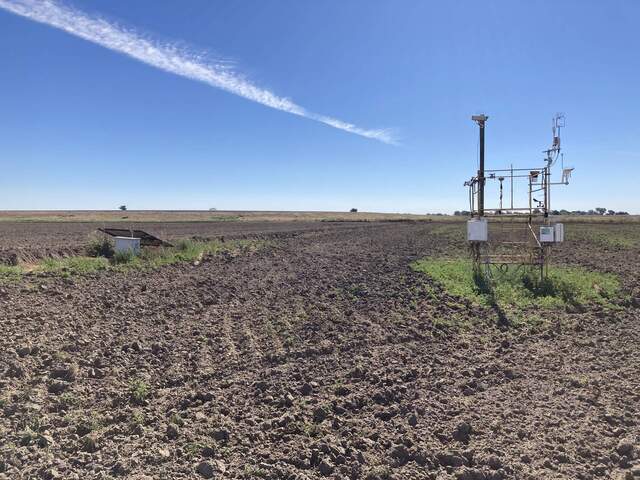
(1, 221), (639, 480)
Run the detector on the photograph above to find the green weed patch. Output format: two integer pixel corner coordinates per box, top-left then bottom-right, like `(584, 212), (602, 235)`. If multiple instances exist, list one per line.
(38, 257), (110, 275)
(411, 257), (621, 310)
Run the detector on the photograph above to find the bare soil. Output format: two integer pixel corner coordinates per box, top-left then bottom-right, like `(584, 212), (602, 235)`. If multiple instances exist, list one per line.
(0, 220), (378, 264)
(1, 221), (639, 479)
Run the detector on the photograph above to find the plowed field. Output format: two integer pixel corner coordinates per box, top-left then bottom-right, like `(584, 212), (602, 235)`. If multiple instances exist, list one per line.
(1, 220), (639, 479)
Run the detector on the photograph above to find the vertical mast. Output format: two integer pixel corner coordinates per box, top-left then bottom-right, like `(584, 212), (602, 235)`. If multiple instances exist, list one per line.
(472, 114), (488, 217)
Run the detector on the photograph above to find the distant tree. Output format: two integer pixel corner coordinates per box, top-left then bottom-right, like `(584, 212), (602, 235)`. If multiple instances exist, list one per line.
(551, 210), (560, 216)
(607, 209), (616, 216)
(460, 210), (471, 216)
(209, 207), (217, 211)
(119, 205), (127, 211)
(595, 207), (607, 215)
(350, 208), (358, 213)
(453, 211), (461, 216)
(615, 211), (629, 215)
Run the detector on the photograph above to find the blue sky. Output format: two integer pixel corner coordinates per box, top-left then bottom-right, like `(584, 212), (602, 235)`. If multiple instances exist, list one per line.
(0, 0), (639, 213)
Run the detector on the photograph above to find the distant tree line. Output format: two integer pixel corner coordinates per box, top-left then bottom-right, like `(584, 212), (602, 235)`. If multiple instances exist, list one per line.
(453, 208), (630, 216)
(550, 208), (629, 216)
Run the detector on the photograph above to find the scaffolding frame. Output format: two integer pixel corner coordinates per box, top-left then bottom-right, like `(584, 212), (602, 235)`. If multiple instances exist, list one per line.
(464, 114), (572, 280)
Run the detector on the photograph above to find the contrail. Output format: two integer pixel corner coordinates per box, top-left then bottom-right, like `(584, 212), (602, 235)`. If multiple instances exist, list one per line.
(0, 0), (397, 144)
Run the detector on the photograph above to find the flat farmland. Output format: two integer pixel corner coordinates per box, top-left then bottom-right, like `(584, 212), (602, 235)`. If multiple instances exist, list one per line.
(0, 219), (376, 264)
(1, 215), (639, 479)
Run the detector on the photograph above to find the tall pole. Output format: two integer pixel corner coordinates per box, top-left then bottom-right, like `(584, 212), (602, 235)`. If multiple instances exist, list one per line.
(546, 154), (553, 221)
(472, 114), (488, 217)
(510, 164), (514, 210)
(544, 166), (549, 219)
(479, 122), (485, 216)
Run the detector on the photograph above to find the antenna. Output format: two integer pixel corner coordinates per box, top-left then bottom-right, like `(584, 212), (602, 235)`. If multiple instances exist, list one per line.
(546, 113), (565, 167)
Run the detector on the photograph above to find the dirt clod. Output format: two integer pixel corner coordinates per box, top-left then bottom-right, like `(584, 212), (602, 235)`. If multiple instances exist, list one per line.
(166, 424), (179, 440)
(47, 381), (68, 394)
(212, 428), (229, 442)
(16, 346), (31, 357)
(50, 365), (77, 381)
(318, 459), (334, 476)
(616, 438), (635, 457)
(81, 435), (99, 453)
(453, 421), (473, 443)
(196, 461), (215, 478)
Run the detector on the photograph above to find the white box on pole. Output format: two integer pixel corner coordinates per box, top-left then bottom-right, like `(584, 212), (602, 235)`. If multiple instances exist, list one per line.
(467, 218), (488, 242)
(554, 223), (564, 242)
(539, 226), (554, 243)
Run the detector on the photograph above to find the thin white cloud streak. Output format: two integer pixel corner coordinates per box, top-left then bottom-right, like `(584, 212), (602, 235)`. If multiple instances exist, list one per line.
(0, 0), (396, 144)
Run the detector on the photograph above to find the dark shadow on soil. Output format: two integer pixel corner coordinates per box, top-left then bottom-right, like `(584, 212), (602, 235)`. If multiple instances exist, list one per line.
(473, 269), (511, 328)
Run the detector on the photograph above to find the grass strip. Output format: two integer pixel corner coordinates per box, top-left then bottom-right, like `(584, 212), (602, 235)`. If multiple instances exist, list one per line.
(0, 239), (267, 280)
(411, 257), (621, 310)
